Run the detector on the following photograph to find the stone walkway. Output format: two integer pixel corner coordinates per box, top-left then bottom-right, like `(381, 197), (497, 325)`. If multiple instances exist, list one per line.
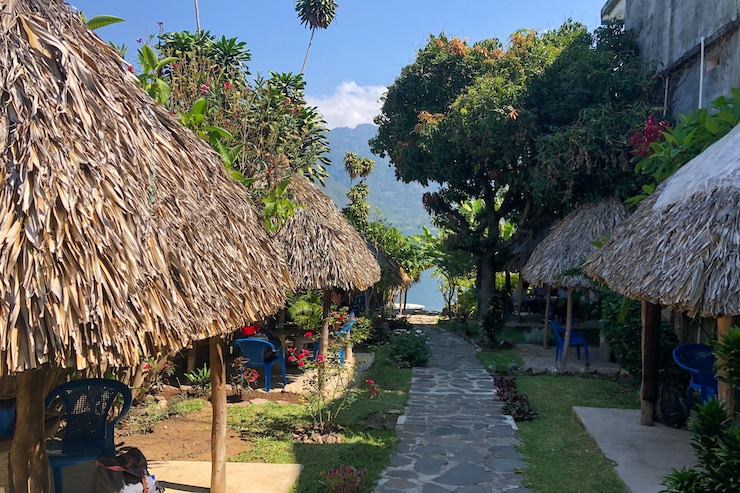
(374, 325), (531, 493)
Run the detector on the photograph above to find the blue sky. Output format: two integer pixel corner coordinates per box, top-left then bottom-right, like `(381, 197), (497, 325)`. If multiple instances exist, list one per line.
(70, 1), (603, 129)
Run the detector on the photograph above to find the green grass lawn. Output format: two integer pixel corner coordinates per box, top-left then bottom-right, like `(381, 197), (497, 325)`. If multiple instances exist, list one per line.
(515, 375), (640, 493)
(227, 344), (412, 493)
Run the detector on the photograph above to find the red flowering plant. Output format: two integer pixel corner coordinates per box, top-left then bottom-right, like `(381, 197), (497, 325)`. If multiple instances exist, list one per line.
(289, 343), (357, 435)
(320, 464), (367, 493)
(629, 114), (671, 159)
(365, 379), (380, 399)
(230, 356), (259, 398)
(327, 307), (350, 331)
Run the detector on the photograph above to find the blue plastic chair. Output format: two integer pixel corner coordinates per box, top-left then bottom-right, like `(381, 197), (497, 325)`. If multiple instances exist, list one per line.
(232, 338), (287, 392)
(672, 343), (718, 415)
(45, 378), (132, 493)
(313, 319), (355, 366)
(549, 319), (589, 364)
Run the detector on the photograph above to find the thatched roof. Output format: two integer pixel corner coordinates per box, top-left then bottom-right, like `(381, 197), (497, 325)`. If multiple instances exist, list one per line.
(368, 241), (410, 289)
(277, 175), (381, 291)
(584, 124), (740, 317)
(502, 219), (558, 273)
(521, 198), (628, 288)
(0, 0), (292, 375)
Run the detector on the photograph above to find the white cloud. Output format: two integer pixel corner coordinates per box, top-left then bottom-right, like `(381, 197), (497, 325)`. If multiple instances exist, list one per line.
(306, 81), (386, 129)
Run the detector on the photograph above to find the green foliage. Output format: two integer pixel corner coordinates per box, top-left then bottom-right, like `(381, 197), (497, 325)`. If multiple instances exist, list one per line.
(184, 363), (211, 396)
(600, 289), (684, 388)
(631, 89), (740, 204)
(481, 289), (507, 346)
(713, 327), (740, 388)
(263, 178), (302, 233)
(661, 399), (740, 493)
(287, 290), (324, 333)
(389, 330), (430, 368)
(136, 44), (178, 105)
(79, 12), (125, 31)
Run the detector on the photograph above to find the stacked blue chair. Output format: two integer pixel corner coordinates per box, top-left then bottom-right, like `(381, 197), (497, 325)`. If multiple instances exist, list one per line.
(549, 319), (589, 364)
(672, 343), (718, 415)
(232, 338), (287, 392)
(45, 378), (132, 493)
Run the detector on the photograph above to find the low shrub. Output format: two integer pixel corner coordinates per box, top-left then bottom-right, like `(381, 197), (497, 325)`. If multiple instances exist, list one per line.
(389, 329), (430, 368)
(493, 375), (537, 421)
(525, 327), (555, 346)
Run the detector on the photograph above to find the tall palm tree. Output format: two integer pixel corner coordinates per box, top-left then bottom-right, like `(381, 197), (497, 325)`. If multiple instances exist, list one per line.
(295, 0), (338, 74)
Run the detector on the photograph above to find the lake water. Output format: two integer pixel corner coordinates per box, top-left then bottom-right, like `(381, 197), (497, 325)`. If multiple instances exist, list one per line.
(404, 269), (444, 312)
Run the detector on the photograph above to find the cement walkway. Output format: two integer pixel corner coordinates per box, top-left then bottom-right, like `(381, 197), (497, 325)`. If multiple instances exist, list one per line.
(374, 325), (530, 492)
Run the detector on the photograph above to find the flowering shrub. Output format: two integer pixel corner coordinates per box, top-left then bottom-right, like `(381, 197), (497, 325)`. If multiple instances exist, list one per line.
(289, 345), (355, 431)
(365, 379), (380, 398)
(320, 464), (367, 493)
(630, 114), (670, 159)
(230, 356), (259, 397)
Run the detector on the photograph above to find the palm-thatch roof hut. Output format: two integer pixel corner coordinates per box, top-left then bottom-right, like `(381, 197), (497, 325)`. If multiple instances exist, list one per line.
(278, 175), (380, 292)
(584, 123), (740, 415)
(277, 175), (380, 355)
(1, 0), (291, 489)
(522, 198), (628, 366)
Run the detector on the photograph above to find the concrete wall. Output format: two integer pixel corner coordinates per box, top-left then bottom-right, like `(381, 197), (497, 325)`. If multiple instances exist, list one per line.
(624, 0), (740, 118)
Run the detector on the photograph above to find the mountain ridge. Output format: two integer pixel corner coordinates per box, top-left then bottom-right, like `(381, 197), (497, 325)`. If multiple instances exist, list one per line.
(322, 123), (435, 236)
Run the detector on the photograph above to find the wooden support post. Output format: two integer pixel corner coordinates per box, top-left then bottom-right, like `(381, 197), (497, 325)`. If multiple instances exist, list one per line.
(209, 336), (227, 493)
(320, 290), (332, 357)
(717, 316), (736, 411)
(543, 284), (551, 349)
(10, 366), (50, 493)
(515, 276), (525, 322)
(641, 301), (661, 426)
(559, 288), (574, 369)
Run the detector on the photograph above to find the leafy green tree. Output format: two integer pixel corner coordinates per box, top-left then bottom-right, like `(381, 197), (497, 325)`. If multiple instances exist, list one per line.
(342, 152), (375, 227)
(295, 0), (338, 73)
(371, 23), (658, 320)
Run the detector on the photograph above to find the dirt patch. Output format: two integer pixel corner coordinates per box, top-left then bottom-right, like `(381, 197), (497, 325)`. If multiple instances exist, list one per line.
(117, 388), (303, 461)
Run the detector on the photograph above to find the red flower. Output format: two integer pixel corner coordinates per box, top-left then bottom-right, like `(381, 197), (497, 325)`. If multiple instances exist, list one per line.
(126, 64), (135, 74)
(200, 83), (210, 94)
(366, 379), (374, 385)
(298, 360), (305, 367)
(304, 331), (313, 337)
(143, 363), (152, 371)
(224, 81), (232, 90)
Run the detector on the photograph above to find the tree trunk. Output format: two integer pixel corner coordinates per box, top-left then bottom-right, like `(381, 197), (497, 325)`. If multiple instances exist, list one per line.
(300, 29), (315, 74)
(10, 366), (50, 493)
(717, 316), (736, 411)
(476, 248), (496, 323)
(559, 288), (573, 370)
(641, 301), (661, 426)
(210, 336), (227, 493)
(515, 276), (524, 322)
(542, 284), (551, 349)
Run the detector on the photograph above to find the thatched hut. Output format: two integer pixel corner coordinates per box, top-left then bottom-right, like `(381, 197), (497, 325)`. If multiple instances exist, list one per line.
(522, 198), (628, 365)
(0, 0), (291, 489)
(584, 123), (740, 420)
(277, 175), (380, 355)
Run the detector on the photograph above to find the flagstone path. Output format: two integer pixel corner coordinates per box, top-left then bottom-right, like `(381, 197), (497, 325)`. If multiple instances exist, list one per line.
(374, 323), (531, 493)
